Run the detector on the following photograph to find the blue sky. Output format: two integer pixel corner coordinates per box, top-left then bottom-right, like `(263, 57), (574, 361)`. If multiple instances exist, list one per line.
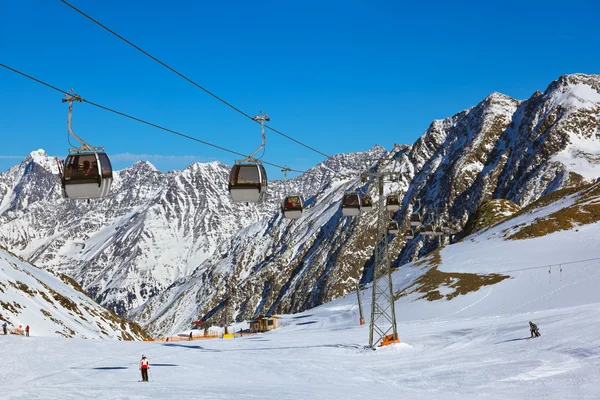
(1, 0), (599, 178)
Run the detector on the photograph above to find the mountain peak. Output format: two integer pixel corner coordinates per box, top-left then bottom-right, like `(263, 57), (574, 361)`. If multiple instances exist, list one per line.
(131, 160), (157, 171)
(544, 73), (600, 98)
(483, 91), (516, 103)
(29, 149), (47, 160)
(541, 73), (600, 110)
(23, 149), (59, 174)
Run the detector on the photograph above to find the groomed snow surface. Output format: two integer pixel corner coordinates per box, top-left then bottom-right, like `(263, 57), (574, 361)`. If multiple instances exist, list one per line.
(2, 209), (600, 399)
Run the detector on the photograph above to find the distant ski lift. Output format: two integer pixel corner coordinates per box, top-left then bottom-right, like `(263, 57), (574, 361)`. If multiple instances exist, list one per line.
(361, 195), (373, 213)
(341, 193), (361, 216)
(410, 212), (422, 227)
(403, 229), (415, 240)
(61, 92), (113, 200)
(442, 222), (451, 233)
(282, 194), (305, 219)
(386, 195), (400, 211)
(433, 226), (444, 236)
(387, 221), (399, 234)
(422, 224), (435, 236)
(228, 111), (270, 203)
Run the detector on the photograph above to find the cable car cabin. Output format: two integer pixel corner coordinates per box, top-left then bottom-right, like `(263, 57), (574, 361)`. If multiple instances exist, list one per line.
(282, 195), (305, 219)
(403, 229), (415, 240)
(385, 195), (400, 211)
(387, 221), (399, 234)
(442, 222), (451, 233)
(62, 152), (113, 199)
(410, 212), (422, 227)
(361, 195), (373, 213)
(341, 193), (361, 216)
(229, 163), (268, 203)
(434, 226), (444, 236)
(421, 224), (435, 236)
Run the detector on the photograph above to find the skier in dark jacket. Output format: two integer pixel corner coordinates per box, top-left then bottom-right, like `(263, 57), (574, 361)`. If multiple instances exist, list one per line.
(2, 322), (7, 335)
(529, 321), (540, 338)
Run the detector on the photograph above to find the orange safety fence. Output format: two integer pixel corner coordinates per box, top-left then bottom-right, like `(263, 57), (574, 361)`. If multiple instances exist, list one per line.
(146, 332), (219, 342)
(145, 331), (254, 342)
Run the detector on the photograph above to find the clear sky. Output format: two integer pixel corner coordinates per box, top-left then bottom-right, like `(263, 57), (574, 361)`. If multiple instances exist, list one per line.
(1, 0), (599, 178)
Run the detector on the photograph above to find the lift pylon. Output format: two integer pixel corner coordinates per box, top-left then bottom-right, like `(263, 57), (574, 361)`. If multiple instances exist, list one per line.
(360, 159), (401, 348)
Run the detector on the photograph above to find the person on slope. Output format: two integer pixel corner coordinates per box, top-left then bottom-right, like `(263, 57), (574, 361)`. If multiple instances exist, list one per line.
(25, 325), (30, 337)
(2, 322), (7, 335)
(529, 321), (540, 338)
(139, 355), (150, 382)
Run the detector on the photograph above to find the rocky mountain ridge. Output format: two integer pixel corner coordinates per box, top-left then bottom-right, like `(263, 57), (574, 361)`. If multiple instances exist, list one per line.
(2, 73), (600, 335)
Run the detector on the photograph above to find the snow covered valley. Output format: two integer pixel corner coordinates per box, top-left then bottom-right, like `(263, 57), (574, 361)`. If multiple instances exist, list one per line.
(2, 186), (600, 399)
(1, 299), (598, 399)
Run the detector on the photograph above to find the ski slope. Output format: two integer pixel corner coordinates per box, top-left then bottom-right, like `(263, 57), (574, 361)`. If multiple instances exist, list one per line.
(0, 247), (145, 340)
(1, 300), (598, 399)
(2, 188), (600, 398)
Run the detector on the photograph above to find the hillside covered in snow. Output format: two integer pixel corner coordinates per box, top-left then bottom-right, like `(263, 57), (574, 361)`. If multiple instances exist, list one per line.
(1, 73), (600, 336)
(1, 181), (599, 399)
(0, 245), (147, 339)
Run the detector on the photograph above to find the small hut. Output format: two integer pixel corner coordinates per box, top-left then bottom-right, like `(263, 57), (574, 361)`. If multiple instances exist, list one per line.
(249, 315), (280, 333)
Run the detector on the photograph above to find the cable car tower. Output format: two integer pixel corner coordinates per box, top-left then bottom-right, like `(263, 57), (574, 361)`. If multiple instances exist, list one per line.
(347, 158), (402, 348)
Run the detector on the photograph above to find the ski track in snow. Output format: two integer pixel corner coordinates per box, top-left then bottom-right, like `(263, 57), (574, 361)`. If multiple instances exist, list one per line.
(429, 287), (495, 322)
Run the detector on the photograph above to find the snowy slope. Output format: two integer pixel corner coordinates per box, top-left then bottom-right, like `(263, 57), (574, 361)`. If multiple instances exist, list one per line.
(2, 74), (600, 337)
(1, 186), (599, 399)
(0, 246), (146, 340)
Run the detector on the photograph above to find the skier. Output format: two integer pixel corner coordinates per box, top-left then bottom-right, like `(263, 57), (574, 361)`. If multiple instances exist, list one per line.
(529, 321), (540, 338)
(139, 355), (150, 382)
(2, 322), (7, 335)
(25, 325), (30, 337)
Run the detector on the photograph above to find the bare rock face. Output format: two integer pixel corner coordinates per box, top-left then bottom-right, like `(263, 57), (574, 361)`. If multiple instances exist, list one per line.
(2, 74), (600, 336)
(462, 199), (521, 237)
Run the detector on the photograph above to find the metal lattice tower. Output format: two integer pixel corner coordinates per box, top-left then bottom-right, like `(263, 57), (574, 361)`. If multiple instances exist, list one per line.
(359, 162), (400, 348)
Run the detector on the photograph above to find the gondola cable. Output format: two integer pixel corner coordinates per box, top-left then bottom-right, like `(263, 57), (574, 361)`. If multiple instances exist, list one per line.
(0, 62), (303, 173)
(59, 0), (332, 160)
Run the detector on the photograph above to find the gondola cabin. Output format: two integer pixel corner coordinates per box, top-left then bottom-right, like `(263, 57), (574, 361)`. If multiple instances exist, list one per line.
(385, 195), (400, 211)
(341, 193), (361, 216)
(422, 224), (435, 236)
(410, 212), (422, 227)
(62, 152), (113, 199)
(442, 222), (451, 233)
(387, 221), (399, 234)
(361, 195), (373, 213)
(403, 229), (415, 240)
(228, 163), (268, 203)
(434, 226), (444, 236)
(282, 195), (305, 219)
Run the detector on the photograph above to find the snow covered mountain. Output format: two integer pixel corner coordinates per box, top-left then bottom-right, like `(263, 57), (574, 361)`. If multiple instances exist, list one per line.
(0, 245), (146, 339)
(0, 145), (384, 320)
(1, 73), (600, 336)
(137, 73), (600, 335)
(2, 179), (600, 399)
